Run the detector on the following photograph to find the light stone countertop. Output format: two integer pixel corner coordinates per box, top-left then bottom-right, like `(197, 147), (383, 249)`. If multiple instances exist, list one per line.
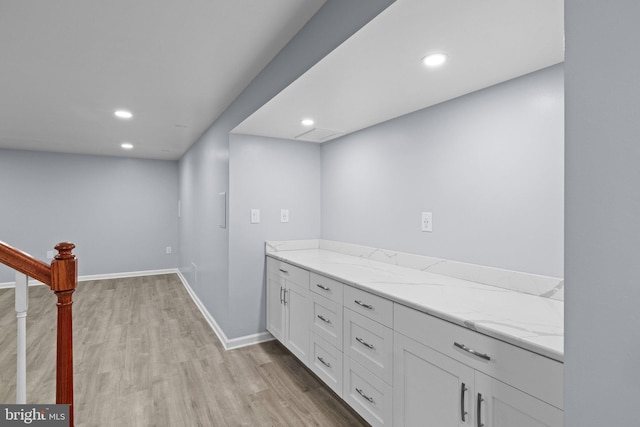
(266, 248), (563, 362)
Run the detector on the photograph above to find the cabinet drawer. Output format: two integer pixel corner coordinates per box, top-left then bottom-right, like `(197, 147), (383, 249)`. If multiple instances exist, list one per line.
(394, 303), (563, 410)
(344, 309), (393, 385)
(309, 332), (343, 398)
(267, 257), (309, 291)
(343, 357), (393, 427)
(311, 293), (343, 350)
(344, 285), (393, 328)
(310, 272), (344, 304)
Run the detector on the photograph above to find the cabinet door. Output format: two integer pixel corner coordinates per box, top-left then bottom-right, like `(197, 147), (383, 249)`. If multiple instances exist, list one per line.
(475, 372), (563, 427)
(284, 283), (310, 364)
(266, 275), (285, 342)
(394, 332), (475, 427)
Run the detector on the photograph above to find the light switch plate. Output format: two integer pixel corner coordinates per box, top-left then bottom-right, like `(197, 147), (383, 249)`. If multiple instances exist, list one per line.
(421, 212), (433, 232)
(250, 209), (260, 224)
(280, 209), (289, 223)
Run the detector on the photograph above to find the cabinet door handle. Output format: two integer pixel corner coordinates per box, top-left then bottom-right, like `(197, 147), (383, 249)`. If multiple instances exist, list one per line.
(317, 314), (332, 324)
(316, 283), (330, 291)
(283, 289), (288, 305)
(317, 356), (331, 368)
(280, 287), (284, 304)
(279, 268), (288, 274)
(356, 387), (375, 404)
(354, 300), (373, 310)
(477, 393), (484, 427)
(454, 342), (491, 361)
(355, 336), (375, 350)
(460, 382), (468, 422)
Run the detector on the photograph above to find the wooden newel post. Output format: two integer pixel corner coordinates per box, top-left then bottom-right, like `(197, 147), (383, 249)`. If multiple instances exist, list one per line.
(50, 242), (77, 427)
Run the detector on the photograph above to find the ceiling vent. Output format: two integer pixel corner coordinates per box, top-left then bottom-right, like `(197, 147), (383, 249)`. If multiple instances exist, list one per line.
(294, 128), (344, 143)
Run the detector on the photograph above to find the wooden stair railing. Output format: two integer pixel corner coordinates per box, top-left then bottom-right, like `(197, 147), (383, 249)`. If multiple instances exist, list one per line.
(0, 241), (77, 427)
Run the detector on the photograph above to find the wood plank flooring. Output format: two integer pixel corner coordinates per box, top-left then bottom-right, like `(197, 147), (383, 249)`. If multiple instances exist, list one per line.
(0, 274), (369, 426)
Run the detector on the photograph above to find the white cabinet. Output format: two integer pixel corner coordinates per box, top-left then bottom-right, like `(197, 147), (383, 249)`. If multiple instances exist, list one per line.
(344, 285), (393, 327)
(266, 270), (285, 343)
(310, 272), (344, 303)
(311, 292), (343, 349)
(344, 308), (394, 385)
(393, 303), (563, 412)
(266, 257), (310, 364)
(475, 372), (563, 427)
(309, 332), (344, 397)
(394, 332), (474, 426)
(393, 303), (563, 427)
(285, 280), (311, 363)
(343, 291), (394, 426)
(309, 286), (345, 397)
(265, 255), (563, 427)
(344, 356), (393, 427)
(394, 333), (563, 427)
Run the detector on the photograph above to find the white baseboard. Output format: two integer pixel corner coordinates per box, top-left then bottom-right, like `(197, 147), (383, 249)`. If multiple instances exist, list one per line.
(1, 268), (274, 351)
(225, 331), (275, 350)
(174, 270), (274, 351)
(0, 279), (46, 289)
(77, 269), (179, 282)
(0, 268), (178, 289)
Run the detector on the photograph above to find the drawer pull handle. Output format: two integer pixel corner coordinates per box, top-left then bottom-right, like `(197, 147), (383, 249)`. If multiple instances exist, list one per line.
(356, 337), (375, 350)
(316, 283), (330, 291)
(354, 300), (373, 310)
(460, 382), (468, 422)
(317, 315), (332, 324)
(477, 393), (484, 427)
(356, 387), (375, 404)
(279, 268), (289, 274)
(454, 342), (491, 361)
(317, 356), (331, 368)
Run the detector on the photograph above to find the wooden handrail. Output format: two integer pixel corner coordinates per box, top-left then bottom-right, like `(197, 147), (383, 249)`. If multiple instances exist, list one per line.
(0, 240), (77, 427)
(0, 241), (51, 285)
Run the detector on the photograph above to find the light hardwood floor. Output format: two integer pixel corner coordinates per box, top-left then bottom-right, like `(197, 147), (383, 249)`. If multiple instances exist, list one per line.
(0, 274), (368, 426)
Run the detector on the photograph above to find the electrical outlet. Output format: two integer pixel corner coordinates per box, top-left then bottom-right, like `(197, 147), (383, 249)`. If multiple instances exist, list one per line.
(421, 212), (433, 232)
(250, 209), (261, 224)
(166, 246), (172, 254)
(280, 209), (289, 223)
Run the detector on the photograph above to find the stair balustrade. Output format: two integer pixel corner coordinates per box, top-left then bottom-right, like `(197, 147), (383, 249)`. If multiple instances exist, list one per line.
(0, 240), (77, 427)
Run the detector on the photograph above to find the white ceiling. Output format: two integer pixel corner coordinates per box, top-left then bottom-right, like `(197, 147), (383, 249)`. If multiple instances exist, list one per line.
(233, 0), (564, 142)
(0, 0), (326, 160)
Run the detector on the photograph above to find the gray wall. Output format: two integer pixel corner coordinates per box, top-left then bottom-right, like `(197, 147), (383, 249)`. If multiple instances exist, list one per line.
(0, 148), (179, 283)
(178, 0), (394, 337)
(228, 134), (321, 338)
(565, 2), (640, 426)
(322, 64), (564, 277)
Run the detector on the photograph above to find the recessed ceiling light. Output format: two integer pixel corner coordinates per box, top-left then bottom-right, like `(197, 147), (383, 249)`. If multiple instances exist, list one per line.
(114, 110), (133, 119)
(121, 143), (133, 150)
(422, 53), (448, 67)
(301, 118), (314, 126)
